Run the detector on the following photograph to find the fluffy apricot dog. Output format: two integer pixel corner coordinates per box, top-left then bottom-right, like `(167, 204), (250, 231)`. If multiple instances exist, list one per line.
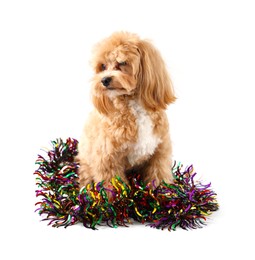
(77, 32), (176, 188)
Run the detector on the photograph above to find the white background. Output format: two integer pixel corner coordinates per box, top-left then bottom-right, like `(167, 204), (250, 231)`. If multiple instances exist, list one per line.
(0, 0), (254, 259)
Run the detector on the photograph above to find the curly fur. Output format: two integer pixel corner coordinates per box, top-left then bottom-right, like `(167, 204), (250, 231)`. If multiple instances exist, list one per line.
(76, 32), (176, 187)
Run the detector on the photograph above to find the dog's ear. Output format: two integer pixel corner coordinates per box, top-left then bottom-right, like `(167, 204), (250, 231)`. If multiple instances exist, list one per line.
(137, 40), (176, 110)
(92, 94), (115, 115)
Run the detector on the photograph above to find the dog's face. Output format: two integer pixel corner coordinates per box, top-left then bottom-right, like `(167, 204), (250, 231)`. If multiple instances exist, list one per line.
(91, 32), (176, 114)
(92, 33), (140, 99)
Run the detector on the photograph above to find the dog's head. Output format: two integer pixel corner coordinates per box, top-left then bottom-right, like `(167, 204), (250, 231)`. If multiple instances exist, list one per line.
(91, 32), (176, 114)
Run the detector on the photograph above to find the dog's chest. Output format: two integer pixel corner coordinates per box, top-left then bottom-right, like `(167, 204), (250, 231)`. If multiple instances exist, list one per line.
(127, 101), (161, 166)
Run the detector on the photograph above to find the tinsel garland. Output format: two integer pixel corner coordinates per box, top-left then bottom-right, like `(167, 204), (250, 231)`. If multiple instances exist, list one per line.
(34, 138), (218, 230)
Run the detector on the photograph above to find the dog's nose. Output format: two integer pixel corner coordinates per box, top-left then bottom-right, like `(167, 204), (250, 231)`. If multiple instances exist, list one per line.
(101, 77), (112, 87)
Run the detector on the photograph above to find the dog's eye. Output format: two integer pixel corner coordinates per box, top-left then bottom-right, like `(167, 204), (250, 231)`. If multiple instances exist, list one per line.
(116, 61), (127, 70)
(119, 61), (127, 66)
(101, 64), (106, 71)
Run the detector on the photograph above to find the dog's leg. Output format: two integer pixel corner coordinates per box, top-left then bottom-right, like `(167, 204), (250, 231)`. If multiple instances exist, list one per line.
(142, 136), (173, 187)
(78, 155), (128, 186)
(80, 150), (128, 189)
(94, 156), (128, 184)
(91, 154), (129, 201)
(78, 161), (93, 188)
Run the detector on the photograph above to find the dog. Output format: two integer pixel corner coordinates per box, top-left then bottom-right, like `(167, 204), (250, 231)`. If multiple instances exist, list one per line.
(77, 32), (176, 189)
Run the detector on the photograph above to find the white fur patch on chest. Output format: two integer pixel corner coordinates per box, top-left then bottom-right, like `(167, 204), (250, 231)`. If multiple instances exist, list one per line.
(127, 100), (161, 166)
